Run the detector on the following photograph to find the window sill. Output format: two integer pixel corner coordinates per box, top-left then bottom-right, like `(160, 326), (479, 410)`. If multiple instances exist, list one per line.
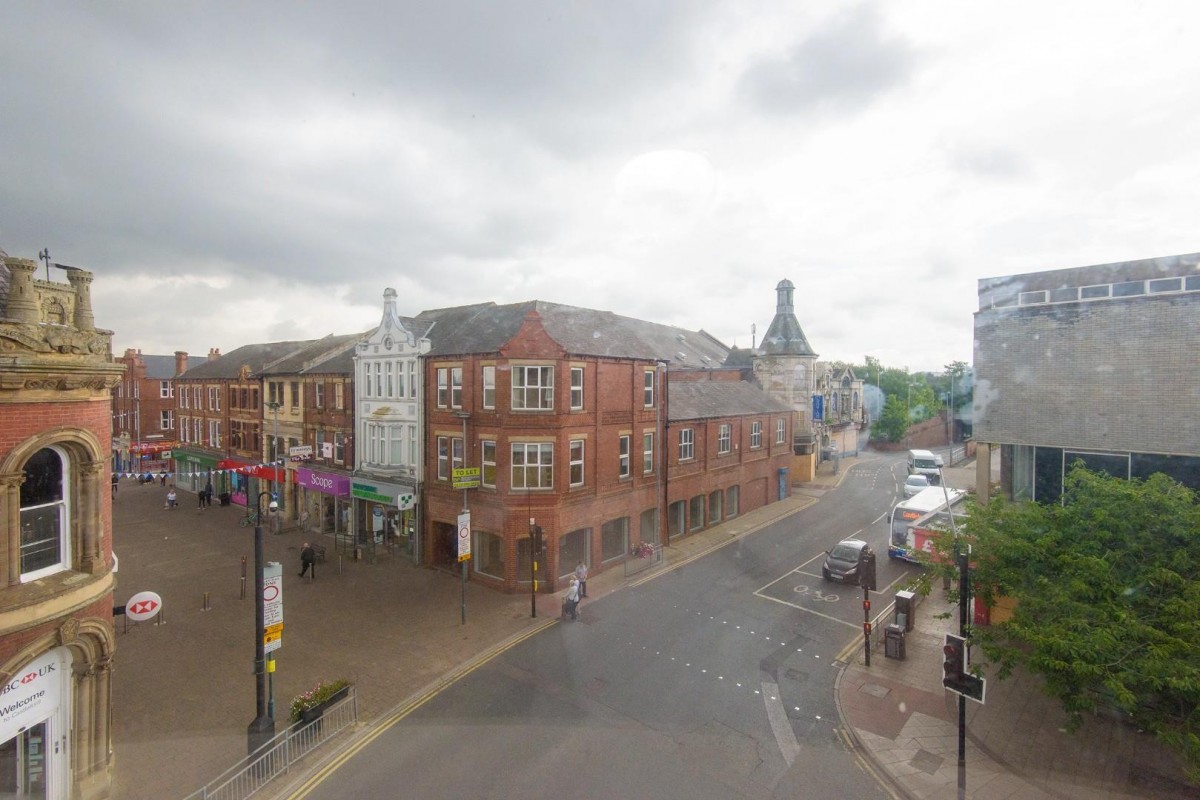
(0, 569), (115, 636)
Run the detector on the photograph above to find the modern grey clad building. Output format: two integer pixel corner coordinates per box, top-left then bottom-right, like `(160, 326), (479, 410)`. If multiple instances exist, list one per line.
(973, 252), (1200, 503)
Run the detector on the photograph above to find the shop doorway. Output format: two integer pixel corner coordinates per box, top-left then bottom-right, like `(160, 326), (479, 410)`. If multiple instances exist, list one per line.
(0, 721), (47, 798)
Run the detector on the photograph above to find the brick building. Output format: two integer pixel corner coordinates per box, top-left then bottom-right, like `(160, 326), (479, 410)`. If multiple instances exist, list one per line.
(261, 334), (360, 537)
(110, 349), (188, 473)
(414, 301), (793, 593)
(0, 253), (123, 798)
(973, 252), (1200, 503)
(173, 342), (309, 507)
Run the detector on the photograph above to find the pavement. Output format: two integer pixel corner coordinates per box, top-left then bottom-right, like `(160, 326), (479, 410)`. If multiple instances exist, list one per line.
(109, 451), (1197, 800)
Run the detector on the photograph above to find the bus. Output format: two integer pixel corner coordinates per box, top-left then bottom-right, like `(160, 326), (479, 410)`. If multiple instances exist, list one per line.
(888, 485), (967, 563)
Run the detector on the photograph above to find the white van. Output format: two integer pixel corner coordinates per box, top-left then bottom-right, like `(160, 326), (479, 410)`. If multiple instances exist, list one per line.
(907, 449), (942, 484)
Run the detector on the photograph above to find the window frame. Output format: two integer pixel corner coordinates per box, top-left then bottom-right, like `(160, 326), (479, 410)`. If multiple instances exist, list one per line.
(437, 368), (449, 408)
(482, 366), (496, 409)
(569, 439), (585, 486)
(643, 370), (655, 407)
(679, 428), (694, 461)
(775, 418), (786, 445)
(618, 435), (631, 479)
(18, 445), (71, 582)
(750, 420), (762, 449)
(481, 440), (497, 487)
(570, 367), (584, 410)
(512, 365), (554, 411)
(718, 423), (731, 455)
(511, 442), (554, 489)
(643, 432), (654, 474)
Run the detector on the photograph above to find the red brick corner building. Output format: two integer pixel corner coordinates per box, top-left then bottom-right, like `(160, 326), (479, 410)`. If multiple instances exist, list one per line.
(0, 253), (122, 799)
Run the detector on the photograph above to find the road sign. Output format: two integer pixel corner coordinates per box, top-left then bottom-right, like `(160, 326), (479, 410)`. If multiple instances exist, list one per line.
(263, 562), (283, 626)
(457, 512), (471, 562)
(126, 591), (162, 621)
(452, 467), (481, 489)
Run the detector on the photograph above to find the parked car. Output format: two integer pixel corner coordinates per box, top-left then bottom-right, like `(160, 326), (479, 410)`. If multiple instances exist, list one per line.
(903, 474), (931, 497)
(822, 539), (872, 584)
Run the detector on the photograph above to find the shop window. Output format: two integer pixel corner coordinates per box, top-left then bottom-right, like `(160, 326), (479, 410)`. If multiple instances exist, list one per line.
(474, 530), (505, 579)
(601, 516), (629, 562)
(689, 495), (705, 531)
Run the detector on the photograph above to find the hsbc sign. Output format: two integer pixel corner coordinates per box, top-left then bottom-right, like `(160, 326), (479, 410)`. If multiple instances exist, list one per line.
(0, 648), (65, 743)
(126, 591), (163, 621)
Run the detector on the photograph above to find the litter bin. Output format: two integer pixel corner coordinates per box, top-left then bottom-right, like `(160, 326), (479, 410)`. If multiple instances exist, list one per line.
(884, 624), (906, 660)
(894, 590), (917, 632)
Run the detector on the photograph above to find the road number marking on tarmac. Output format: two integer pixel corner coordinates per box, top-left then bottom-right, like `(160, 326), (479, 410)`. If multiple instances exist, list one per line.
(793, 585), (839, 603)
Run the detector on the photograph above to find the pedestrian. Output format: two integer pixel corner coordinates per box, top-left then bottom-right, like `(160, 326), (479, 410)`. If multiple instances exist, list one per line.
(159, 472), (167, 486)
(299, 542), (316, 579)
(166, 487), (177, 510)
(575, 560), (589, 598)
(111, 473), (118, 495)
(565, 577), (580, 621)
(197, 487), (205, 510)
(204, 482), (214, 509)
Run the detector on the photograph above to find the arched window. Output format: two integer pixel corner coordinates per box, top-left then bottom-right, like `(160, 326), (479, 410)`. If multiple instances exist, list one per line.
(853, 390), (859, 410)
(19, 446), (71, 581)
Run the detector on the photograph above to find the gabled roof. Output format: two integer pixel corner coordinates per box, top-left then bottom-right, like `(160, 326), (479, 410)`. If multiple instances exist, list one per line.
(667, 379), (793, 421)
(261, 333), (366, 376)
(416, 300), (730, 365)
(137, 354), (179, 379)
(178, 340), (318, 380)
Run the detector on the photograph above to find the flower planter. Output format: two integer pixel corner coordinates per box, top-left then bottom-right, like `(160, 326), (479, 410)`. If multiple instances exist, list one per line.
(292, 683), (351, 727)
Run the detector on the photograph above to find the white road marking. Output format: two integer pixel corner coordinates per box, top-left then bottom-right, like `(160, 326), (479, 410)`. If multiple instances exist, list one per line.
(762, 680), (801, 766)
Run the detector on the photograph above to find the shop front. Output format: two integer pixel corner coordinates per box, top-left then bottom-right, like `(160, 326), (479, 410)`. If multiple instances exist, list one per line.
(350, 478), (418, 562)
(234, 463), (291, 518)
(296, 467), (351, 539)
(176, 449), (221, 495)
(0, 648), (71, 798)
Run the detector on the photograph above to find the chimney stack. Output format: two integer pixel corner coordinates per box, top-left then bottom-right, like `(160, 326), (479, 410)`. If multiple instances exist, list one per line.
(208, 348), (221, 361)
(175, 351), (188, 376)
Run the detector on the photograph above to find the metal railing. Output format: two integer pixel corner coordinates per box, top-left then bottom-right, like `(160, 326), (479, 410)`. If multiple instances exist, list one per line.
(182, 689), (358, 800)
(623, 544), (664, 577)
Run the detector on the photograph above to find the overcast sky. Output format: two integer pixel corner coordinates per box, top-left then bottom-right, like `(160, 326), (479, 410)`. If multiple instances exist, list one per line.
(3, 2), (1197, 373)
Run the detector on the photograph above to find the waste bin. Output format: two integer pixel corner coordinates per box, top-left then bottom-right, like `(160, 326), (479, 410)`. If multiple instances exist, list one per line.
(894, 590), (917, 632)
(884, 624), (906, 660)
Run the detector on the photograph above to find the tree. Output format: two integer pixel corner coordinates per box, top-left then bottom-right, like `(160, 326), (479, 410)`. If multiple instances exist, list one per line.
(935, 465), (1200, 780)
(872, 394), (910, 442)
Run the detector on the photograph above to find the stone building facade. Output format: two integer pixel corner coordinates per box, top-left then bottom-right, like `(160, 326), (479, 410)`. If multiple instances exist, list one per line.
(0, 254), (123, 799)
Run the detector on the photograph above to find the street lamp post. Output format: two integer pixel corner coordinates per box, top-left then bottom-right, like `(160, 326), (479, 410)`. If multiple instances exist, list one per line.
(267, 401), (282, 532)
(247, 491), (278, 756)
(453, 411), (470, 625)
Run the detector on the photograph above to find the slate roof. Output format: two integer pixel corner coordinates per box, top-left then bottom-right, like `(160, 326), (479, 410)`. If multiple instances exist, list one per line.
(129, 354), (177, 379)
(261, 333), (366, 376)
(178, 340), (318, 380)
(759, 279), (817, 357)
(667, 379), (793, 422)
(416, 300), (730, 366)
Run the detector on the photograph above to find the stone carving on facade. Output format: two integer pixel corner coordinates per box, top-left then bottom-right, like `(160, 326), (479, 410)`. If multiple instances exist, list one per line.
(59, 617), (81, 646)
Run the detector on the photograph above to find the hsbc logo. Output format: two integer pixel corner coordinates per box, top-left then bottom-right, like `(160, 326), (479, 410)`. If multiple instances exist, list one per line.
(0, 663), (55, 695)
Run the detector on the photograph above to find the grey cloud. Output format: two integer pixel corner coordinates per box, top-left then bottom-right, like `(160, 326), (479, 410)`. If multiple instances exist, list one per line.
(737, 5), (917, 116)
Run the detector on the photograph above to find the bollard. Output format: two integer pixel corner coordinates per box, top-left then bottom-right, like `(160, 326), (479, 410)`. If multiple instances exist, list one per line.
(202, 592), (210, 611)
(240, 555), (247, 600)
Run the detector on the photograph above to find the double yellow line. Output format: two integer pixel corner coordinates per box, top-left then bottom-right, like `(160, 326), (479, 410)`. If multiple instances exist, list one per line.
(285, 619), (556, 798)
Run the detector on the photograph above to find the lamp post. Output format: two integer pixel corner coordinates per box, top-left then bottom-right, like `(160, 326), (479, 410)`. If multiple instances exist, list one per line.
(267, 401), (282, 532)
(453, 411), (470, 625)
(247, 491), (278, 756)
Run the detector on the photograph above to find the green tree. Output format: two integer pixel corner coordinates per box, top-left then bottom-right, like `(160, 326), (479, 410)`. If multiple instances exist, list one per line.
(872, 394), (910, 442)
(936, 466), (1200, 779)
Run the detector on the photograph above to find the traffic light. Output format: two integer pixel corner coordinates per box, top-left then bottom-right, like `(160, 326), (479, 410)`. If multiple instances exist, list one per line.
(942, 633), (965, 686)
(858, 547), (877, 591)
(942, 632), (986, 702)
